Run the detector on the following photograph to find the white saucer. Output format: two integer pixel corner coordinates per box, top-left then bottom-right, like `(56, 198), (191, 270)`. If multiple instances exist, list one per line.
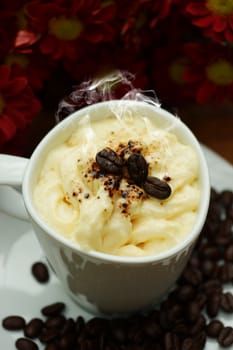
(0, 145), (233, 349)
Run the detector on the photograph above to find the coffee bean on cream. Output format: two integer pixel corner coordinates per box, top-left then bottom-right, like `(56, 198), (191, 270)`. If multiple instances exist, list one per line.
(33, 112), (200, 257)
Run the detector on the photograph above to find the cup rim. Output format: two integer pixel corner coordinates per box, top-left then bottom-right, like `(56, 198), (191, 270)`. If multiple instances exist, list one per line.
(23, 99), (210, 265)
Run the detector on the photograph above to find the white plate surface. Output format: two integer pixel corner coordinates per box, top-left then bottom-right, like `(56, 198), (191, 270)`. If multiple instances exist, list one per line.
(0, 145), (233, 349)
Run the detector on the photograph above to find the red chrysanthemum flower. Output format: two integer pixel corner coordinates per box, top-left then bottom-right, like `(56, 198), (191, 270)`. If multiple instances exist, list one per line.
(0, 64), (41, 146)
(25, 0), (116, 60)
(5, 50), (55, 91)
(185, 0), (233, 43)
(117, 0), (172, 51)
(183, 42), (233, 104)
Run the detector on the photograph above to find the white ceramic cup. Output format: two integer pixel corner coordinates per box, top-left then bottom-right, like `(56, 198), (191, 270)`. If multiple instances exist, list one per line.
(0, 100), (210, 315)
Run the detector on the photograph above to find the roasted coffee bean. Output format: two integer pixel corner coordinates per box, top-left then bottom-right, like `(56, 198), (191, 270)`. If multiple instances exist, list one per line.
(181, 338), (194, 350)
(200, 245), (220, 260)
(186, 301), (200, 323)
(189, 315), (206, 335)
(206, 320), (224, 338)
(60, 318), (76, 336)
(218, 262), (233, 282)
(181, 267), (202, 286)
(45, 344), (60, 350)
(45, 315), (66, 329)
(96, 148), (123, 175)
(195, 293), (207, 310)
(192, 331), (206, 349)
(146, 321), (163, 339)
(218, 326), (233, 347)
(31, 262), (49, 283)
(58, 333), (76, 348)
(143, 176), (171, 199)
(201, 279), (222, 296)
(76, 315), (85, 334)
(2, 315), (26, 330)
(206, 292), (221, 317)
(127, 153), (148, 185)
(224, 244), (233, 261)
(24, 318), (44, 338)
(219, 190), (233, 208)
(15, 338), (38, 350)
(175, 284), (195, 302)
(201, 260), (218, 278)
(220, 292), (233, 312)
(39, 327), (60, 343)
(41, 302), (65, 316)
(163, 332), (180, 350)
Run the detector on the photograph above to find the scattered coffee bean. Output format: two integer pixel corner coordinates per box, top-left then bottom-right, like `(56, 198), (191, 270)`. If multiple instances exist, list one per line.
(31, 262), (49, 283)
(143, 176), (171, 199)
(206, 320), (224, 338)
(41, 302), (65, 316)
(127, 153), (148, 185)
(220, 292), (233, 313)
(2, 315), (25, 330)
(24, 318), (44, 339)
(218, 326), (233, 347)
(96, 148), (123, 175)
(15, 338), (38, 350)
(224, 244), (233, 261)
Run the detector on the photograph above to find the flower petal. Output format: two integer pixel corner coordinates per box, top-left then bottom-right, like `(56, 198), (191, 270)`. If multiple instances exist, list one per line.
(0, 65), (11, 89)
(3, 77), (28, 96)
(186, 3), (210, 16)
(0, 113), (17, 143)
(213, 16), (227, 32)
(225, 28), (233, 42)
(193, 16), (214, 28)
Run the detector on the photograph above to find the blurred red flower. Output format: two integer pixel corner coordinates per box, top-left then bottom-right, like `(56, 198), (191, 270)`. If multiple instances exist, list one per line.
(183, 42), (233, 104)
(0, 64), (41, 145)
(25, 0), (116, 60)
(185, 1), (233, 43)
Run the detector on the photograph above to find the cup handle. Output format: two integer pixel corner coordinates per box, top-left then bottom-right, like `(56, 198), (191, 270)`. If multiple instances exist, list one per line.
(0, 154), (29, 221)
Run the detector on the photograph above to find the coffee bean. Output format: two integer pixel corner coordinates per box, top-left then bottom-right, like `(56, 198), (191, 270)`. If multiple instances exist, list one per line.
(175, 284), (195, 302)
(201, 260), (218, 278)
(218, 262), (233, 282)
(45, 315), (66, 329)
(206, 320), (224, 338)
(220, 292), (233, 312)
(218, 326), (233, 347)
(143, 176), (171, 199)
(32, 262), (49, 283)
(189, 315), (206, 335)
(127, 153), (148, 185)
(181, 338), (194, 350)
(41, 302), (65, 316)
(224, 244), (233, 261)
(163, 332), (180, 350)
(206, 292), (221, 317)
(15, 338), (38, 350)
(186, 301), (200, 323)
(39, 327), (60, 343)
(182, 267), (202, 286)
(219, 190), (233, 208)
(24, 318), (44, 338)
(45, 344), (60, 350)
(96, 148), (123, 175)
(2, 315), (25, 330)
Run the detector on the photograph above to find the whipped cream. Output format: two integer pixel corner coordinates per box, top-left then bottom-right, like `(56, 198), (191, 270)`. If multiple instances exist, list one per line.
(33, 112), (200, 257)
